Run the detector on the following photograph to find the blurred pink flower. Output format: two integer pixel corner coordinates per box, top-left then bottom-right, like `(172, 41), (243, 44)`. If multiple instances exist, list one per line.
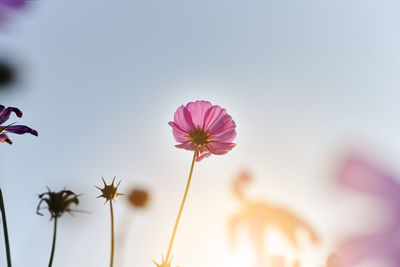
(337, 155), (400, 267)
(0, 0), (27, 26)
(169, 100), (236, 161)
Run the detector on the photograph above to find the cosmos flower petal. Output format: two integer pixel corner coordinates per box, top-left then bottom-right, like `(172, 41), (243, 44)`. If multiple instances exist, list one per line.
(210, 127), (237, 143)
(196, 152), (212, 162)
(337, 233), (388, 266)
(196, 146), (212, 162)
(339, 156), (400, 203)
(336, 155), (400, 266)
(207, 141), (236, 155)
(0, 133), (12, 144)
(208, 114), (235, 136)
(175, 141), (195, 151)
(186, 100), (212, 129)
(168, 121), (190, 143)
(203, 105), (227, 131)
(173, 105), (194, 132)
(2, 0), (28, 8)
(0, 105), (4, 113)
(6, 125), (38, 136)
(0, 106), (22, 124)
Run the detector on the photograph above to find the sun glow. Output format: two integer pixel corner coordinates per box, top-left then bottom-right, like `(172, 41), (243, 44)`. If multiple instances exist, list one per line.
(215, 228), (326, 267)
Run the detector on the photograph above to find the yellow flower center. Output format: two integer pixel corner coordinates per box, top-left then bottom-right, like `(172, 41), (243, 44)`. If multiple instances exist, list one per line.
(190, 129), (209, 146)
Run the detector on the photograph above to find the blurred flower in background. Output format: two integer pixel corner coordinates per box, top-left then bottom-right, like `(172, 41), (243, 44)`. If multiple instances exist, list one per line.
(0, 0), (28, 26)
(229, 171), (319, 266)
(128, 188), (149, 209)
(267, 253), (343, 267)
(0, 60), (16, 88)
(325, 253), (342, 267)
(336, 154), (400, 267)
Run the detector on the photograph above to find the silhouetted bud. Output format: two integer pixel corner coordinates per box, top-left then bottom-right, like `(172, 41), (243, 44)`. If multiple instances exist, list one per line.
(128, 188), (149, 208)
(96, 177), (123, 203)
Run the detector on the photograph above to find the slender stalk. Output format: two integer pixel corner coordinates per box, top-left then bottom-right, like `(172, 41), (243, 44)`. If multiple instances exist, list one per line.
(48, 216), (58, 267)
(110, 200), (115, 267)
(165, 147), (198, 261)
(0, 187), (11, 267)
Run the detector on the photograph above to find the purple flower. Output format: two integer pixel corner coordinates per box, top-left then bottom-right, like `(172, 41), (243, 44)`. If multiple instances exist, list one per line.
(337, 155), (400, 267)
(0, 0), (28, 26)
(0, 105), (38, 144)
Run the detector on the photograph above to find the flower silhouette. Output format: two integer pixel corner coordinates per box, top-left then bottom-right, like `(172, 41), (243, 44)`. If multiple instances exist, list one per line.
(169, 100), (236, 161)
(36, 188), (80, 219)
(37, 188), (80, 267)
(96, 177), (123, 267)
(96, 177), (123, 203)
(0, 105), (38, 144)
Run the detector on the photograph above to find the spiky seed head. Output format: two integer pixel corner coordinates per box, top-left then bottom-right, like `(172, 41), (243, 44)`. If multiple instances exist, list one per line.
(96, 177), (123, 203)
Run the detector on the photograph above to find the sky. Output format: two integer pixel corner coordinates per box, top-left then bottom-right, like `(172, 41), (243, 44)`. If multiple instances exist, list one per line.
(1, 0), (400, 266)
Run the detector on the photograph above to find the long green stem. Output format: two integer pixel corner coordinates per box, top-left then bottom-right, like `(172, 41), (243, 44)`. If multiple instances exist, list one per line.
(48, 217), (58, 267)
(0, 188), (11, 267)
(110, 200), (115, 267)
(165, 147), (198, 261)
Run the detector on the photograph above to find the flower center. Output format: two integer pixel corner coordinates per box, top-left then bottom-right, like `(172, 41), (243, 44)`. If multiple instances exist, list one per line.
(190, 129), (209, 146)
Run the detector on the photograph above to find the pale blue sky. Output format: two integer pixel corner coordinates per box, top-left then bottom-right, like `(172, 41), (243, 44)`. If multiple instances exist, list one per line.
(1, 1), (400, 266)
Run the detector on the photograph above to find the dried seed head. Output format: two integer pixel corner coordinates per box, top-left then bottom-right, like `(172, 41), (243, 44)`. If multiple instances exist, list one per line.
(96, 177), (123, 203)
(37, 188), (80, 219)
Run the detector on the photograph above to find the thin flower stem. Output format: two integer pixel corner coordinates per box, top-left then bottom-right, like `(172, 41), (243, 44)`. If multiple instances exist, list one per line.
(0, 187), (12, 267)
(48, 216), (58, 267)
(110, 200), (115, 267)
(165, 146), (198, 261)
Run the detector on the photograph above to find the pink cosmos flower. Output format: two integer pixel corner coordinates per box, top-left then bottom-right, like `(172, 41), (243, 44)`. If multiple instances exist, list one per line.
(168, 100), (236, 161)
(336, 155), (400, 267)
